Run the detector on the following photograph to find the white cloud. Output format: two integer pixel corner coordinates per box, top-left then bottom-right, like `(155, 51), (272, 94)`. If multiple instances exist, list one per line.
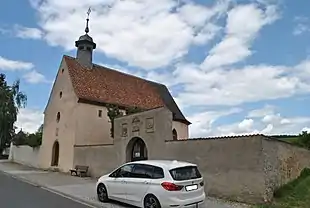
(175, 63), (309, 107)
(247, 105), (310, 135)
(201, 3), (279, 70)
(302, 127), (310, 133)
(178, 2), (216, 27)
(293, 16), (310, 36)
(0, 56), (34, 71)
(29, 0), (231, 69)
(215, 120), (260, 136)
(23, 70), (50, 84)
(248, 105), (275, 118)
(238, 119), (254, 131)
(188, 107), (242, 137)
(14, 25), (43, 39)
(201, 4), (278, 70)
(188, 104), (310, 137)
(15, 108), (44, 133)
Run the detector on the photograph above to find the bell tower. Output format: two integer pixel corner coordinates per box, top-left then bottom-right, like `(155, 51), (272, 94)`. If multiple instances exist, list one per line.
(75, 8), (96, 68)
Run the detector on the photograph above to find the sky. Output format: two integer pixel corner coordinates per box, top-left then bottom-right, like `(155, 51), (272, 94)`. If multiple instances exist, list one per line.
(0, 0), (309, 137)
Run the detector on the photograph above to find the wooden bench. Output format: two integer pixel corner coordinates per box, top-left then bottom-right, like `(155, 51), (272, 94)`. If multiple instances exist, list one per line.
(70, 165), (89, 177)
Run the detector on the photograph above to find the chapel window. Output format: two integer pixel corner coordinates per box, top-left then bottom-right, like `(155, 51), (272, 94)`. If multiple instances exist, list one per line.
(56, 112), (61, 123)
(98, 110), (102, 118)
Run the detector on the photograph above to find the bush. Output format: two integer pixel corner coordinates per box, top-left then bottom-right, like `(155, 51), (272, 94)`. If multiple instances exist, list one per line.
(11, 126), (42, 148)
(274, 168), (310, 198)
(26, 133), (42, 148)
(12, 130), (27, 146)
(299, 131), (310, 149)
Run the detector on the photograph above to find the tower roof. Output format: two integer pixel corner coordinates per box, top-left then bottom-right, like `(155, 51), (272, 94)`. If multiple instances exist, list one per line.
(78, 34), (93, 42)
(75, 8), (96, 49)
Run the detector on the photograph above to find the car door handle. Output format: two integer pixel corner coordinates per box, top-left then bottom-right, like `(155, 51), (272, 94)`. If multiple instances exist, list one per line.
(144, 181), (149, 184)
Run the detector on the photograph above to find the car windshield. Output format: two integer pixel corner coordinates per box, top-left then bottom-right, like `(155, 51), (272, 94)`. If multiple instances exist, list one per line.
(169, 166), (202, 181)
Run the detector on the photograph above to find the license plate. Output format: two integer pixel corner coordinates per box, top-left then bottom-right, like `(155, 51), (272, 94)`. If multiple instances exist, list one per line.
(185, 184), (198, 191)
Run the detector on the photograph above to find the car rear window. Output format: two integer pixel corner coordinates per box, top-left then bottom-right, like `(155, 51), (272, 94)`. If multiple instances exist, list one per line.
(169, 166), (202, 181)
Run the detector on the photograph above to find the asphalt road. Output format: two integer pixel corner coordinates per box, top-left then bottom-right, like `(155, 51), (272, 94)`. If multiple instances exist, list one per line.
(0, 172), (93, 208)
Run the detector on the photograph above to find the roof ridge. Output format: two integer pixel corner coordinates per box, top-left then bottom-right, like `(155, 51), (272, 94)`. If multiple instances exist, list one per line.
(189, 134), (266, 140)
(65, 54), (165, 87)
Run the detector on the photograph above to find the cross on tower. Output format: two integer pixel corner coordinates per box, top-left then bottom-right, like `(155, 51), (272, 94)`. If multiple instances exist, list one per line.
(87, 7), (91, 18)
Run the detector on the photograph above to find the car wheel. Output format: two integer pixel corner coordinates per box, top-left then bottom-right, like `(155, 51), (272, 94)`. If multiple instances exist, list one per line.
(97, 183), (109, 202)
(144, 194), (161, 208)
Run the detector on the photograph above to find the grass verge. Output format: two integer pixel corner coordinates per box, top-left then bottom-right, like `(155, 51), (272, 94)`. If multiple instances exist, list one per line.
(256, 168), (310, 208)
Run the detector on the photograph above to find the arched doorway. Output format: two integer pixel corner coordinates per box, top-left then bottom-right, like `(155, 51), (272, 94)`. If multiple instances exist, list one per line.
(126, 137), (148, 162)
(51, 141), (59, 166)
(172, 129), (178, 140)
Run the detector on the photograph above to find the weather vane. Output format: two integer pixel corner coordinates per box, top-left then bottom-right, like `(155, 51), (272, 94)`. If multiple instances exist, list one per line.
(85, 7), (91, 34)
(87, 7), (91, 18)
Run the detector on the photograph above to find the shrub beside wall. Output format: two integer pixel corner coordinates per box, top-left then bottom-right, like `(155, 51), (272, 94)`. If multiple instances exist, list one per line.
(12, 129), (42, 148)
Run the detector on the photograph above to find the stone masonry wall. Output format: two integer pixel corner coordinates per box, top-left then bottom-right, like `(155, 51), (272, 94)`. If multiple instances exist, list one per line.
(162, 136), (266, 204)
(262, 138), (310, 201)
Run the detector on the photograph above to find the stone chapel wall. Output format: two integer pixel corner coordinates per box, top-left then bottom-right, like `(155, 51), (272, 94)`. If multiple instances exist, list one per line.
(163, 136), (266, 203)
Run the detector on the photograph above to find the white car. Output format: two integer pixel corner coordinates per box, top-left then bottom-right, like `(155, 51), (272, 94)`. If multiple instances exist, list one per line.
(96, 160), (206, 208)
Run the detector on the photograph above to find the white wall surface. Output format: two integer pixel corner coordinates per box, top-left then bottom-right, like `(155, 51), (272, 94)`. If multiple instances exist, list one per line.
(9, 143), (40, 168)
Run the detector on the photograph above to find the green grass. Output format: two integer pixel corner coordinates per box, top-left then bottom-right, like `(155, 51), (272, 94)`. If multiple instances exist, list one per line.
(255, 168), (310, 208)
(281, 137), (300, 144)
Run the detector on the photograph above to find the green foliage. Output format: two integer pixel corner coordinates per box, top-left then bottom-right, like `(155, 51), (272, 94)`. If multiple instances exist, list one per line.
(12, 130), (27, 146)
(298, 131), (310, 149)
(26, 133), (42, 148)
(106, 104), (123, 138)
(274, 168), (310, 198)
(125, 106), (142, 115)
(0, 73), (27, 153)
(12, 125), (43, 148)
(270, 135), (299, 139)
(255, 168), (310, 208)
(276, 131), (310, 149)
(106, 105), (143, 138)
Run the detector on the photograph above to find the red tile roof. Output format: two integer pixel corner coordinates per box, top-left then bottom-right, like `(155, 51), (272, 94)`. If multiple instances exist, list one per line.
(63, 56), (190, 124)
(64, 55), (165, 110)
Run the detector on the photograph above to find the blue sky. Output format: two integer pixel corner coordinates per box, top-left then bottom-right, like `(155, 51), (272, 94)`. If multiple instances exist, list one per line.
(0, 0), (309, 136)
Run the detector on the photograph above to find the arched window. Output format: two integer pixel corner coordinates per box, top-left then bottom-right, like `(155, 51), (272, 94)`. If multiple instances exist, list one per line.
(56, 112), (61, 123)
(59, 91), (63, 99)
(172, 129), (178, 140)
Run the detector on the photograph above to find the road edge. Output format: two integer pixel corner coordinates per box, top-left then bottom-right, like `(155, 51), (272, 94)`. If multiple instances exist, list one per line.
(0, 170), (103, 208)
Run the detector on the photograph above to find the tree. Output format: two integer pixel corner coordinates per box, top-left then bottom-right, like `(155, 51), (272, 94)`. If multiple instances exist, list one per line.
(12, 124), (43, 148)
(0, 74), (27, 154)
(12, 129), (27, 146)
(298, 131), (310, 149)
(27, 124), (43, 148)
(106, 104), (123, 138)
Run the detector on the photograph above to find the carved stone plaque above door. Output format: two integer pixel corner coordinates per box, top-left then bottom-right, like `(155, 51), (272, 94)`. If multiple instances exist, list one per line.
(145, 117), (154, 133)
(121, 123), (128, 137)
(132, 116), (141, 132)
